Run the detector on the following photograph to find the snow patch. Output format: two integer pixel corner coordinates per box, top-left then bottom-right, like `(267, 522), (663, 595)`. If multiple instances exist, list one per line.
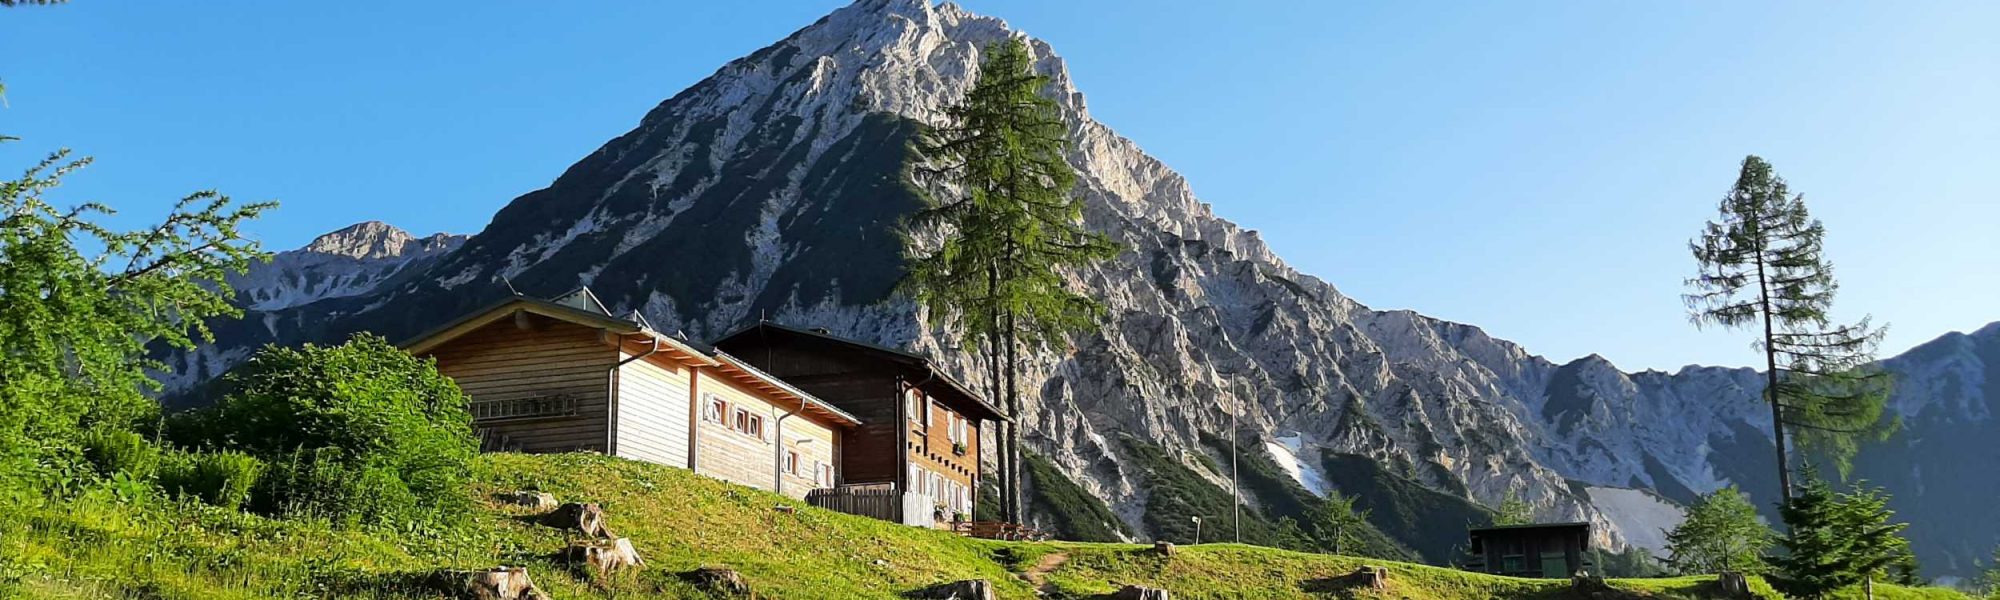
(1585, 486), (1684, 556)
(1266, 433), (1328, 496)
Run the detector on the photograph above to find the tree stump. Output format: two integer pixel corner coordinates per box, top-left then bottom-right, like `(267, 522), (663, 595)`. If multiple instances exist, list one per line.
(1716, 571), (1750, 598)
(435, 567), (547, 600)
(560, 537), (645, 576)
(682, 566), (752, 597)
(1352, 565), (1389, 590)
(502, 491), (559, 511)
(1151, 541), (1175, 557)
(539, 502), (615, 539)
(1112, 584), (1171, 599)
(915, 579), (995, 600)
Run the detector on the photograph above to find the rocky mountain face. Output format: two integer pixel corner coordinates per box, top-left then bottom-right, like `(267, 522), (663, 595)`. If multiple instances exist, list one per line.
(167, 0), (1997, 577)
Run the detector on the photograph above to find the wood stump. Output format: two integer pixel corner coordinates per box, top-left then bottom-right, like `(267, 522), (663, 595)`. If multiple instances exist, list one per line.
(1352, 565), (1389, 590)
(915, 579), (995, 600)
(431, 567), (547, 600)
(539, 502), (616, 539)
(1151, 541), (1175, 557)
(682, 566), (752, 597)
(502, 491), (559, 511)
(560, 537), (645, 576)
(1716, 572), (1751, 598)
(1112, 584), (1171, 599)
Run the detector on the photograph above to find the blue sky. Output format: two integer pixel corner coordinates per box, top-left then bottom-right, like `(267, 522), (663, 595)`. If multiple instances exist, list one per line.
(3, 1), (1994, 371)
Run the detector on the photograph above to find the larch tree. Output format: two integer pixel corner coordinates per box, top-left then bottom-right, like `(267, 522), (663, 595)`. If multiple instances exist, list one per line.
(1663, 486), (1775, 575)
(1684, 155), (1894, 500)
(902, 37), (1118, 523)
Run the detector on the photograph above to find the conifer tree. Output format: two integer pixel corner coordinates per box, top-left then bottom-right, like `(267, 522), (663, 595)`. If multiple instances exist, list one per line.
(1684, 155), (1894, 499)
(1313, 491), (1370, 556)
(903, 38), (1118, 522)
(1663, 486), (1774, 575)
(1769, 475), (1912, 599)
(1494, 491), (1534, 526)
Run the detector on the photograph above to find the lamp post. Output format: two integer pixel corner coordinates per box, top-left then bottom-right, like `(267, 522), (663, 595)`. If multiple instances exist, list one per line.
(1192, 516), (1202, 545)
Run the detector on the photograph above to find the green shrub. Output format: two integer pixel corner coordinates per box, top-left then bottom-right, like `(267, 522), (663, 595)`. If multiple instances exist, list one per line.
(79, 429), (160, 479)
(182, 334), (476, 528)
(161, 450), (262, 510)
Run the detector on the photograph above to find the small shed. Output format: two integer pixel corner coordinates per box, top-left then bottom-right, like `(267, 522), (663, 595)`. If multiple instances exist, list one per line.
(1463, 522), (1593, 579)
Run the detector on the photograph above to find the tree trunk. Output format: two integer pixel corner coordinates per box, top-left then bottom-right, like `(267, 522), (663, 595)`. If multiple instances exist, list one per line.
(1753, 242), (1793, 500)
(1003, 310), (1022, 523)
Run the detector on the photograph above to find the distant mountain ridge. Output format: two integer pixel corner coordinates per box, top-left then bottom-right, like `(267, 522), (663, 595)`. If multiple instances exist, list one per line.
(167, 0), (2000, 578)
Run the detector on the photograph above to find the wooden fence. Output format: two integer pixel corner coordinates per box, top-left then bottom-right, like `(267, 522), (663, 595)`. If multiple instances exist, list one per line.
(806, 483), (900, 523)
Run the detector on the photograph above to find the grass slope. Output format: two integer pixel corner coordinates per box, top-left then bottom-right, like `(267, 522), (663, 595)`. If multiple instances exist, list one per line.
(0, 453), (1971, 599)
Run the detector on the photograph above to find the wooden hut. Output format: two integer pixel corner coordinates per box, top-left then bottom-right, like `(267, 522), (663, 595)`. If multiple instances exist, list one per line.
(713, 322), (1008, 528)
(401, 289), (860, 499)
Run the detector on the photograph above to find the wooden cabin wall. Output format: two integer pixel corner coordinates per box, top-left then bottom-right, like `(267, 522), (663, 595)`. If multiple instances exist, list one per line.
(909, 388), (979, 489)
(692, 371), (840, 499)
(427, 316), (612, 453)
(613, 349), (694, 469)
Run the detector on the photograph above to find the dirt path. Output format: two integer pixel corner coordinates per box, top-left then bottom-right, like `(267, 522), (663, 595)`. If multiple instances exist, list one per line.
(1019, 551), (1071, 595)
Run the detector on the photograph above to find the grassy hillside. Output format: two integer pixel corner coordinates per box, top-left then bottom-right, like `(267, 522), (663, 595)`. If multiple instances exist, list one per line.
(0, 453), (1972, 599)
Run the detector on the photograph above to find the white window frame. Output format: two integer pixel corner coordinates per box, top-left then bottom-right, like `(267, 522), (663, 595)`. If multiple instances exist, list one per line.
(703, 394), (727, 423)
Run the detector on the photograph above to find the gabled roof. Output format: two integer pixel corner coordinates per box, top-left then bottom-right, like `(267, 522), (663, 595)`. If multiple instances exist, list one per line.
(713, 321), (1009, 423)
(400, 294), (860, 428)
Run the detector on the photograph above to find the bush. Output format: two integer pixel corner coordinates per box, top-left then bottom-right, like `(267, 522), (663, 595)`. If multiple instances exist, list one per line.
(161, 450), (262, 510)
(80, 429), (161, 480)
(184, 334), (476, 528)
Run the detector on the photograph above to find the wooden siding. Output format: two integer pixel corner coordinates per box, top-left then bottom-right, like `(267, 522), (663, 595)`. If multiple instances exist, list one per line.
(613, 347), (693, 468)
(426, 315), (613, 453)
(693, 369), (841, 499)
(908, 387), (980, 488)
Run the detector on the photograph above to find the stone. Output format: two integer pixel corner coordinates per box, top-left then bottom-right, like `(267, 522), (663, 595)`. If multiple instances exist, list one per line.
(1111, 584), (1170, 599)
(539, 502), (615, 539)
(682, 566), (751, 597)
(502, 491), (559, 511)
(914, 579), (995, 600)
(1151, 541), (1175, 557)
(431, 567), (547, 600)
(559, 537), (645, 576)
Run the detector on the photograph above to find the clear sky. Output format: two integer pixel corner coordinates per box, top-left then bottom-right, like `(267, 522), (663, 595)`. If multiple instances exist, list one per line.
(3, 1), (1994, 371)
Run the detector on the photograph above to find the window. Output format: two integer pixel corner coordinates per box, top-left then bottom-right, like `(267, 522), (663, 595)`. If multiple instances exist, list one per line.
(948, 414), (967, 445)
(703, 394), (727, 423)
(786, 451), (801, 475)
(732, 408), (765, 441)
(925, 398), (936, 427)
(906, 391), (922, 423)
(813, 460), (832, 487)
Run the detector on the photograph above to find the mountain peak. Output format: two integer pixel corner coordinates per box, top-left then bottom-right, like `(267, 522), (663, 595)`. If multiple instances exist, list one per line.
(302, 221), (461, 261)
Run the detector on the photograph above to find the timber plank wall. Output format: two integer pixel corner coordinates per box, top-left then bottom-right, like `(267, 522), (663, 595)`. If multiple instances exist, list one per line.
(427, 315), (611, 453)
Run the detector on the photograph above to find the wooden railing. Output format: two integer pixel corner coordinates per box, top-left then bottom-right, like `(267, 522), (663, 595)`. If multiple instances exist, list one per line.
(806, 483), (900, 522)
(468, 394), (578, 423)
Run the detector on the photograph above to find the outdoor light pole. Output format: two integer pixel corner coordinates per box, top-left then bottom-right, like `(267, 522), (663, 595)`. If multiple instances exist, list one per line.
(1231, 399), (1240, 544)
(1191, 516), (1202, 545)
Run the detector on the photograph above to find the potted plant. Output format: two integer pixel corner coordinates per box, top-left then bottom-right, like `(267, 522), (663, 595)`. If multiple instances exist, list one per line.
(952, 441), (968, 456)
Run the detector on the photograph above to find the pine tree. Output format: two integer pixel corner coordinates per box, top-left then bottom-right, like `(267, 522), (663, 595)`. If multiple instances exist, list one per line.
(1313, 491), (1370, 556)
(1494, 491), (1534, 526)
(1770, 476), (1856, 599)
(1664, 486), (1775, 575)
(1769, 475), (1913, 599)
(1684, 155), (1895, 499)
(902, 38), (1118, 522)
(1836, 484), (1913, 599)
